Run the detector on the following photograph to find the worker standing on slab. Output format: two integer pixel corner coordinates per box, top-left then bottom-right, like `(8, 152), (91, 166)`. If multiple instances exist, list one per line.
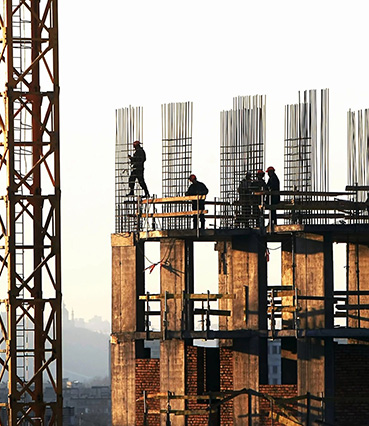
(255, 169), (267, 191)
(237, 171), (253, 226)
(266, 166), (280, 225)
(126, 140), (150, 197)
(185, 174), (208, 229)
(254, 170), (267, 225)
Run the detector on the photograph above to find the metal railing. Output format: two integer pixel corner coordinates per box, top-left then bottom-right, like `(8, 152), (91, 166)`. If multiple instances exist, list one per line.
(115, 189), (369, 233)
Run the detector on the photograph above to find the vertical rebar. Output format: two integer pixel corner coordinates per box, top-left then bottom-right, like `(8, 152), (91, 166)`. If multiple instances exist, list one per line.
(115, 106), (144, 232)
(347, 107), (369, 213)
(161, 102), (193, 230)
(220, 95), (266, 228)
(284, 89), (329, 225)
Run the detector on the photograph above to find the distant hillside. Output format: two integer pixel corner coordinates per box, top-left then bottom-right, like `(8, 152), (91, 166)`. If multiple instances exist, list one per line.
(62, 306), (110, 381)
(63, 324), (110, 381)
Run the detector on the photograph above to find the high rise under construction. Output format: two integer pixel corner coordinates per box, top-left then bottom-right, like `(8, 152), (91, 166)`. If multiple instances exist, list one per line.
(111, 93), (369, 426)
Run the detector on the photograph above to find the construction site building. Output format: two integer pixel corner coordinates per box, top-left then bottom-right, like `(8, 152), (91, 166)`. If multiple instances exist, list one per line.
(111, 96), (369, 425)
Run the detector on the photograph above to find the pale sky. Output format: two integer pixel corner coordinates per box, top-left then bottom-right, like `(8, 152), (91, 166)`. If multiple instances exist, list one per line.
(58, 1), (369, 322)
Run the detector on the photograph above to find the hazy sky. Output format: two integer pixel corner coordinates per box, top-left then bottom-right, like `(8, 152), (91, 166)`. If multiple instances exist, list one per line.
(58, 1), (369, 322)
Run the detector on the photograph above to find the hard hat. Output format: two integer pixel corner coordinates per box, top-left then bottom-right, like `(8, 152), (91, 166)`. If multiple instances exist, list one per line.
(189, 174), (196, 182)
(257, 169), (265, 176)
(266, 166), (275, 172)
(133, 140), (141, 147)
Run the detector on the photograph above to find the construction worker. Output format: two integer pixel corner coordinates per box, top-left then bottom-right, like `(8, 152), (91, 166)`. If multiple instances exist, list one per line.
(266, 166), (280, 225)
(252, 170), (267, 226)
(126, 140), (150, 197)
(255, 169), (267, 191)
(185, 174), (208, 229)
(237, 171), (253, 226)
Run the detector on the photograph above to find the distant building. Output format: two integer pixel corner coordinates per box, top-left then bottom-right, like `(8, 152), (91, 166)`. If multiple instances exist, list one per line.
(63, 381), (111, 426)
(144, 340), (160, 358)
(268, 339), (281, 385)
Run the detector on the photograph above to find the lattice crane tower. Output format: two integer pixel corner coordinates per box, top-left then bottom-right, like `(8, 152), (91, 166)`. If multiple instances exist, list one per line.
(0, 0), (62, 424)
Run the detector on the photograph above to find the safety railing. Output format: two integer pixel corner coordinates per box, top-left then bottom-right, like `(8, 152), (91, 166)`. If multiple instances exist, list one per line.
(115, 189), (369, 233)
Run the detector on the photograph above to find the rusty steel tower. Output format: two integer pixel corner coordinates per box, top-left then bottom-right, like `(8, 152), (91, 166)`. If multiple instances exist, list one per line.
(0, 0), (62, 424)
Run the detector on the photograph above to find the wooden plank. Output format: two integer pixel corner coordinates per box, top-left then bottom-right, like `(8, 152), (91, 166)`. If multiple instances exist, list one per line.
(142, 195), (205, 204)
(270, 412), (303, 426)
(268, 306), (296, 313)
(193, 308), (231, 316)
(267, 200), (367, 211)
(139, 210), (208, 218)
(346, 185), (369, 191)
(335, 304), (369, 310)
(268, 286), (294, 291)
(139, 293), (235, 301)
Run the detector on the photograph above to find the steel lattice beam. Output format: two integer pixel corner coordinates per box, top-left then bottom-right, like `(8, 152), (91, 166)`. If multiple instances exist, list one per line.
(0, 0), (62, 424)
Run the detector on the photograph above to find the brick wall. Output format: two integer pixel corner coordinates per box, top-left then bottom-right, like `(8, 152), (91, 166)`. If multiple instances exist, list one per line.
(186, 345), (209, 426)
(136, 359), (160, 426)
(220, 347), (233, 426)
(259, 385), (298, 426)
(335, 344), (369, 425)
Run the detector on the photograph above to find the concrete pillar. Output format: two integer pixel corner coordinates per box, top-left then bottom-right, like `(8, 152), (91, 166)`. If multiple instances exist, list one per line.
(111, 234), (144, 426)
(281, 238), (297, 384)
(160, 239), (187, 426)
(217, 234), (267, 425)
(348, 243), (369, 332)
(292, 233), (334, 424)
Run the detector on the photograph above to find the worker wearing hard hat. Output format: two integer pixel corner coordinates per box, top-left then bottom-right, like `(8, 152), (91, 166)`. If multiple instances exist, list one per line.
(126, 141), (150, 198)
(255, 170), (267, 191)
(185, 174), (208, 229)
(266, 166), (280, 225)
(237, 171), (253, 226)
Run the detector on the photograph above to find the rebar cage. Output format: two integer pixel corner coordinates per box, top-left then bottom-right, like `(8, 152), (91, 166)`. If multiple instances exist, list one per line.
(115, 106), (144, 232)
(284, 89), (329, 225)
(347, 108), (369, 203)
(161, 102), (193, 230)
(220, 96), (266, 228)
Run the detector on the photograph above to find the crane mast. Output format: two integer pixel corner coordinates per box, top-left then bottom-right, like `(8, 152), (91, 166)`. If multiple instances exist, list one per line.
(0, 0), (62, 424)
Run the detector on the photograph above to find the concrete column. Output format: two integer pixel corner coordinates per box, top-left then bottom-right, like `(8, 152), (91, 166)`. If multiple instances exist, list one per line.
(217, 234), (267, 425)
(111, 234), (144, 426)
(160, 239), (187, 426)
(281, 238), (297, 384)
(348, 243), (369, 331)
(293, 233), (333, 424)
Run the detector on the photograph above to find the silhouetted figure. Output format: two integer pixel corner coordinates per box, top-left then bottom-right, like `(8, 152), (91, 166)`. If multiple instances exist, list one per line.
(255, 169), (267, 192)
(185, 174), (208, 229)
(253, 169), (267, 226)
(126, 141), (150, 197)
(266, 166), (280, 225)
(237, 171), (253, 226)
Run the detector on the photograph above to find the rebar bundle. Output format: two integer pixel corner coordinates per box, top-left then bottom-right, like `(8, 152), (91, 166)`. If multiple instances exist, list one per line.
(161, 102), (193, 230)
(220, 95), (266, 228)
(115, 106), (144, 232)
(347, 108), (369, 202)
(284, 89), (329, 224)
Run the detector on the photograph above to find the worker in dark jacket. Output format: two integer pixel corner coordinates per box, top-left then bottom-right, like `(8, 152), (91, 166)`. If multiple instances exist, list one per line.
(126, 140), (150, 197)
(185, 174), (208, 229)
(266, 166), (280, 225)
(253, 170), (267, 225)
(255, 170), (267, 191)
(237, 171), (253, 226)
